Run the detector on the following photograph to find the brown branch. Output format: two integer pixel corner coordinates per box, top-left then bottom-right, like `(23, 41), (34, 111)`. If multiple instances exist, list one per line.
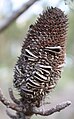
(0, 0), (39, 33)
(0, 88), (25, 113)
(33, 101), (71, 116)
(0, 88), (71, 118)
(9, 88), (20, 104)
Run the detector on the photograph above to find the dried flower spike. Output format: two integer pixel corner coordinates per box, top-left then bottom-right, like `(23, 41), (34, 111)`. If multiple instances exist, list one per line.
(13, 7), (68, 107)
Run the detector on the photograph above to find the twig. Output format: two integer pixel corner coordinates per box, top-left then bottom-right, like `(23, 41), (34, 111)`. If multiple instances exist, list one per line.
(0, 88), (25, 113)
(0, 88), (71, 118)
(0, 0), (39, 33)
(6, 110), (31, 119)
(9, 88), (20, 104)
(33, 101), (71, 116)
(6, 110), (17, 119)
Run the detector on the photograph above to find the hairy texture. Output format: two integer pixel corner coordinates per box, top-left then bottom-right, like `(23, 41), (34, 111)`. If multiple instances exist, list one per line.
(13, 7), (68, 107)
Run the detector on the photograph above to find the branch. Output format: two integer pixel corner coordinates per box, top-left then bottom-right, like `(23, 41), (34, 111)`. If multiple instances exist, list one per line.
(33, 101), (71, 116)
(6, 110), (31, 119)
(6, 110), (17, 119)
(0, 88), (71, 118)
(0, 88), (25, 113)
(0, 0), (39, 33)
(9, 88), (20, 104)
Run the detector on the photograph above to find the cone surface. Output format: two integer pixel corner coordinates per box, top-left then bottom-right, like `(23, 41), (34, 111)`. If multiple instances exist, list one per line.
(13, 7), (68, 107)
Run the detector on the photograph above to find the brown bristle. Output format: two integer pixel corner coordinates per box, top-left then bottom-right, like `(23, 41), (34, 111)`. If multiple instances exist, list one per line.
(13, 7), (68, 107)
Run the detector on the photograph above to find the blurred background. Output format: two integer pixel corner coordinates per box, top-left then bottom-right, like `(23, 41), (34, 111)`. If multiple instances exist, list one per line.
(0, 0), (74, 119)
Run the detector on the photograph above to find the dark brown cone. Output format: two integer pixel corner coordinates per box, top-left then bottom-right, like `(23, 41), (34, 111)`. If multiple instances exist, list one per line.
(13, 7), (68, 107)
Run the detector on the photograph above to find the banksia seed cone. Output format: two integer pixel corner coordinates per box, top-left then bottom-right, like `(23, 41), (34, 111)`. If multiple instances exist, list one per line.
(13, 7), (68, 107)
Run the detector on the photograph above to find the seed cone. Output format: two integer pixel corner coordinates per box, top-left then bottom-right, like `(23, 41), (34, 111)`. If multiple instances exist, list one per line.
(13, 7), (68, 107)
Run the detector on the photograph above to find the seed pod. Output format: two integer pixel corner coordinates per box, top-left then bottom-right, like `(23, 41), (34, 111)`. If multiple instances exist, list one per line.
(13, 7), (68, 107)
